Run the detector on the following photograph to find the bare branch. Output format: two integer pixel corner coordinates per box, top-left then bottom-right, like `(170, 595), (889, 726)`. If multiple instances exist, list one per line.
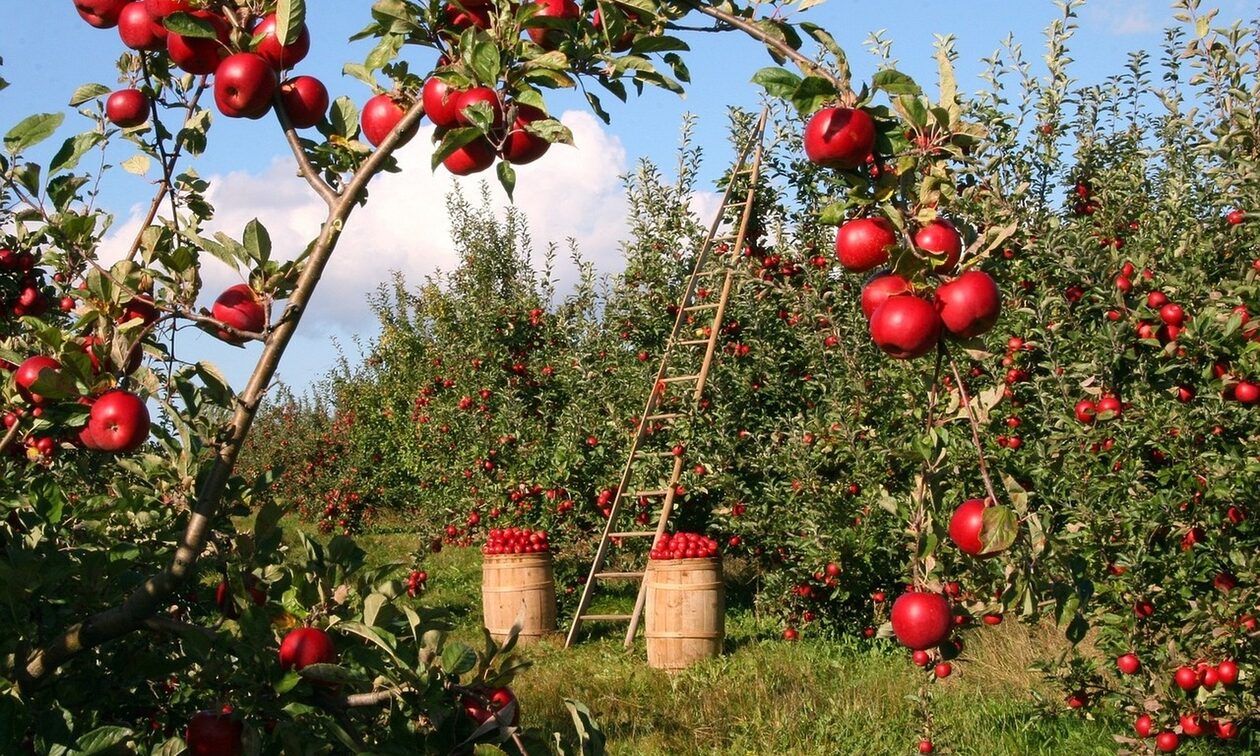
(273, 92), (339, 208)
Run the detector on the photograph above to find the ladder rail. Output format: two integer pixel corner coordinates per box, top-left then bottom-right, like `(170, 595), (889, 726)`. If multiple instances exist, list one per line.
(565, 109), (769, 650)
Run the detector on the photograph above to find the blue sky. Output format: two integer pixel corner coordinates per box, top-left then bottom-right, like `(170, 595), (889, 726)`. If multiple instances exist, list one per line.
(1, 2), (1244, 392)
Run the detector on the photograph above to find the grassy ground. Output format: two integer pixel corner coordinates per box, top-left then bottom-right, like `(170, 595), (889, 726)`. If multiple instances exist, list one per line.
(288, 526), (1221, 755)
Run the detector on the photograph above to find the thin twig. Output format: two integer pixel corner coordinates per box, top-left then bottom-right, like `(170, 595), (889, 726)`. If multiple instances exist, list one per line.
(273, 93), (339, 208)
(947, 354), (1001, 507)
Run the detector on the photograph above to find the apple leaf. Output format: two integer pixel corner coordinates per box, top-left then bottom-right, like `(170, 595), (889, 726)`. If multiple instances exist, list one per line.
(330, 96), (360, 139)
(629, 36), (689, 54)
(585, 91), (610, 124)
(525, 118), (573, 146)
(366, 34), (403, 71)
(431, 128), (483, 171)
(5, 112), (63, 154)
(243, 219), (273, 264)
(441, 641), (478, 675)
(276, 0), (306, 48)
(73, 725), (134, 755)
(563, 699), (607, 755)
(496, 161), (516, 201)
(49, 132), (104, 175)
(11, 163), (40, 198)
(69, 83), (110, 107)
(468, 38), (502, 87)
(873, 69), (923, 96)
(121, 155), (151, 176)
(163, 12), (217, 39)
(980, 505), (1017, 554)
(751, 67), (801, 100)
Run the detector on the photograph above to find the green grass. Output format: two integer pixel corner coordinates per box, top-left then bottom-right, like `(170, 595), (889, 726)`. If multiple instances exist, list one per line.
(312, 529), (1224, 755)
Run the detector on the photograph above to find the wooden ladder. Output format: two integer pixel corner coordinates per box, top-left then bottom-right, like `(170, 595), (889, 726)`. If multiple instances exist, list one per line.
(565, 110), (769, 649)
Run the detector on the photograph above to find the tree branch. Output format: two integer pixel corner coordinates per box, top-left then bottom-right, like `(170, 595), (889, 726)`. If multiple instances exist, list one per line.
(947, 355), (1001, 507)
(272, 92), (339, 208)
(20, 99), (429, 686)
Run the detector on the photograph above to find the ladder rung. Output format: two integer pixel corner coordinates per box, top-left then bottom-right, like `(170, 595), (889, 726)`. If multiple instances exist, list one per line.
(676, 339), (710, 346)
(595, 571), (645, 580)
(684, 303), (719, 312)
(634, 450), (677, 458)
(579, 614), (632, 622)
(660, 374), (699, 383)
(644, 412), (683, 422)
(633, 489), (670, 498)
(610, 531), (657, 538)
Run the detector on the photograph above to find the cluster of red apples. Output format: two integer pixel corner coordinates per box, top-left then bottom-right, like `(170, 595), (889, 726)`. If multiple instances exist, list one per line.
(482, 526), (551, 555)
(75, 0), (562, 176)
(803, 105), (1001, 358)
(78, 1), (330, 129)
(650, 531), (719, 560)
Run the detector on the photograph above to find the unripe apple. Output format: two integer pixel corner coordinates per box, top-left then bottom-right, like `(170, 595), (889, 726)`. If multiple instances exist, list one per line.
(803, 107), (875, 169)
(214, 53), (278, 119)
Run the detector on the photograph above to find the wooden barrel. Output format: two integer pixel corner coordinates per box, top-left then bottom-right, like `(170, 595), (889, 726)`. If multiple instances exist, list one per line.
(645, 558), (724, 670)
(482, 552), (557, 645)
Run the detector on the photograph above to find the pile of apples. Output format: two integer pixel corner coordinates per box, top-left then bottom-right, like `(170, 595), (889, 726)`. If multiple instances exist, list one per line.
(803, 105), (1001, 359)
(482, 527), (551, 555)
(650, 531), (719, 560)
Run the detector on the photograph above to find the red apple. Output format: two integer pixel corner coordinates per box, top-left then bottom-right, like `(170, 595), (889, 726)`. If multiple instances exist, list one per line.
(215, 577), (266, 618)
(1227, 209), (1245, 225)
(1134, 713), (1154, 738)
(461, 686), (520, 726)
(869, 295), (942, 359)
(454, 86), (504, 128)
(527, 0), (580, 49)
(361, 93), (418, 148)
(935, 270), (1001, 339)
(166, 10), (230, 75)
(119, 295), (160, 326)
(1155, 731), (1178, 753)
(1074, 399), (1096, 424)
(592, 6), (637, 51)
(117, 2), (166, 50)
(185, 711), (243, 756)
(212, 284), (265, 343)
(835, 216), (897, 272)
(278, 627), (337, 671)
(252, 13), (310, 70)
(87, 389), (151, 453)
(1174, 665), (1199, 691)
(75, 0), (129, 28)
(1116, 653), (1140, 675)
(1159, 303), (1185, 326)
(500, 104), (550, 165)
(444, 138), (496, 175)
(422, 76), (462, 128)
(106, 89), (150, 128)
(279, 76), (329, 129)
(890, 591), (952, 650)
(860, 271), (912, 320)
(1216, 659), (1238, 686)
(948, 498), (1003, 557)
(15, 356), (62, 405)
(803, 107), (875, 169)
(914, 219), (963, 271)
(214, 53), (277, 119)
(144, 0), (191, 18)
(1234, 381), (1259, 404)
(443, 0), (492, 30)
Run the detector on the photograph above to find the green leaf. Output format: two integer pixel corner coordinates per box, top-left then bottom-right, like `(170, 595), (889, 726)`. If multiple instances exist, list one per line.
(49, 132), (103, 175)
(441, 641), (478, 675)
(750, 67), (801, 100)
(872, 69), (923, 97)
(497, 161), (516, 201)
(69, 83), (111, 107)
(430, 127), (483, 170)
(629, 36), (689, 54)
(468, 39), (502, 86)
(163, 11), (218, 38)
(75, 725), (134, 755)
(243, 219), (272, 263)
(335, 620), (406, 666)
(330, 96), (360, 139)
(276, 0), (306, 47)
(363, 592), (387, 627)
(5, 112), (64, 154)
(980, 506), (1018, 554)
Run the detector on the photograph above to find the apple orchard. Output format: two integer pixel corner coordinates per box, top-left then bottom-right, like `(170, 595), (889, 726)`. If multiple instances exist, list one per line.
(1, 0), (1258, 754)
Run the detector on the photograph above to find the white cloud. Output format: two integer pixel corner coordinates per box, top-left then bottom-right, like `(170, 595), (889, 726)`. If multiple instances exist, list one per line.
(1086, 0), (1157, 35)
(103, 110), (633, 333)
